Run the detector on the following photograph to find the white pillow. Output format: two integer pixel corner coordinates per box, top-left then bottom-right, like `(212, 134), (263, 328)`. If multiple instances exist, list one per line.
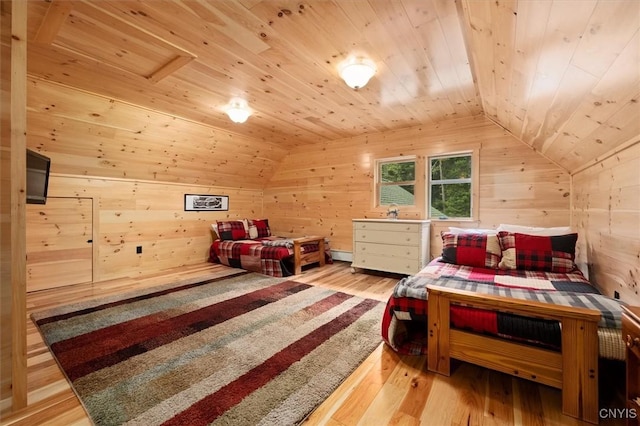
(248, 224), (259, 239)
(448, 227), (496, 235)
(496, 223), (572, 236)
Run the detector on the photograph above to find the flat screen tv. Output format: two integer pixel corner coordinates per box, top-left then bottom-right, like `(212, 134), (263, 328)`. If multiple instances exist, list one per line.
(26, 149), (51, 204)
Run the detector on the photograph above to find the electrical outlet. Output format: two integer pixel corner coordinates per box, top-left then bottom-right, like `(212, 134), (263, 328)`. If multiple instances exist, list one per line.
(614, 291), (620, 299)
(136, 246), (142, 254)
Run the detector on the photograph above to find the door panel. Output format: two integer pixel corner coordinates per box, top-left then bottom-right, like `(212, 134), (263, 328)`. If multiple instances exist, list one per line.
(26, 197), (93, 291)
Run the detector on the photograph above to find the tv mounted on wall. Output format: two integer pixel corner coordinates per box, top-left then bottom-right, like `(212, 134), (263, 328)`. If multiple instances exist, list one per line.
(26, 149), (51, 204)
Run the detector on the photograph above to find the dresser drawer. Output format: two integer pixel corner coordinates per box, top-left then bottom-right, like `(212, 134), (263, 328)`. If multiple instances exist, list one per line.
(354, 242), (420, 259)
(351, 252), (422, 275)
(353, 221), (421, 233)
(354, 229), (420, 246)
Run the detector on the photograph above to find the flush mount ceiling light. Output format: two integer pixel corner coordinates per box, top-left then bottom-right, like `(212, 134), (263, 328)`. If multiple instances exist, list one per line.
(225, 98), (251, 123)
(339, 57), (377, 89)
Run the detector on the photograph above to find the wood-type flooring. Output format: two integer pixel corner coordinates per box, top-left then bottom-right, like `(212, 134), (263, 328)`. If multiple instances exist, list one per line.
(1, 261), (625, 425)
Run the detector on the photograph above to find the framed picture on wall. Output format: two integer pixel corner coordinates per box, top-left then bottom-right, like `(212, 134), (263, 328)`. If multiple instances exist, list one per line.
(184, 194), (229, 211)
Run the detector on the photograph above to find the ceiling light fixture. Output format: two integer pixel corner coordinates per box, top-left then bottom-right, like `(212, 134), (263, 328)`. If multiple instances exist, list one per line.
(339, 57), (377, 89)
(225, 98), (251, 123)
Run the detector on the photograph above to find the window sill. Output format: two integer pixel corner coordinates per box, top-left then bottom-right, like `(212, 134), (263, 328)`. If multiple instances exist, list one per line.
(429, 218), (479, 223)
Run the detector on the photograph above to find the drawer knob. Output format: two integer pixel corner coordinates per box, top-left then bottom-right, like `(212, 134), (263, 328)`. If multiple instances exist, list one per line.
(626, 334), (640, 348)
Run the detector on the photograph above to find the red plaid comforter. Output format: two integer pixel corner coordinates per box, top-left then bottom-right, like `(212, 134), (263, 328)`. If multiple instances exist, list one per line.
(209, 237), (332, 277)
(382, 259), (624, 360)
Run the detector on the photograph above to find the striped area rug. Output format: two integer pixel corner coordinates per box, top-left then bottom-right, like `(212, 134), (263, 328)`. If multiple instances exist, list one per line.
(32, 270), (385, 426)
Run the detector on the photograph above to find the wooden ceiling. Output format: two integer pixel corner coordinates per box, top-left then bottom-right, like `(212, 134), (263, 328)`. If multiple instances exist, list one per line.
(26, 0), (639, 173)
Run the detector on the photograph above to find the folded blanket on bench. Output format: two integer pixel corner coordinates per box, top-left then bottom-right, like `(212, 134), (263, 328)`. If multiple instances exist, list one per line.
(261, 239), (294, 248)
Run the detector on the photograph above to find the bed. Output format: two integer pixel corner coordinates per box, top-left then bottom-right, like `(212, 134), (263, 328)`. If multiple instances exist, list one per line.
(208, 219), (332, 277)
(381, 226), (625, 424)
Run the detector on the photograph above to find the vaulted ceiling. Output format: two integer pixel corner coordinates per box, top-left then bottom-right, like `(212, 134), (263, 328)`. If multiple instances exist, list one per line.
(26, 0), (640, 173)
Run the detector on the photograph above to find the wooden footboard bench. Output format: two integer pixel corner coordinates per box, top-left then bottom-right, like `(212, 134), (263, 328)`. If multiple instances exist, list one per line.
(292, 236), (326, 275)
(426, 285), (601, 424)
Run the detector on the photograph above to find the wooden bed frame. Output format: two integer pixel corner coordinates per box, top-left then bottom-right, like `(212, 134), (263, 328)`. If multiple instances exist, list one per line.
(292, 235), (326, 275)
(426, 285), (601, 424)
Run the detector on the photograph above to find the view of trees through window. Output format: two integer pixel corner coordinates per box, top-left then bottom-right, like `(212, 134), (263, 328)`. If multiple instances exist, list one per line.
(379, 160), (415, 206)
(375, 154), (472, 216)
(430, 154), (472, 218)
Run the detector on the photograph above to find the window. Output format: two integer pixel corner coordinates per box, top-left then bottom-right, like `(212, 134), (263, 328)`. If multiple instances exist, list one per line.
(429, 153), (472, 219)
(376, 157), (416, 207)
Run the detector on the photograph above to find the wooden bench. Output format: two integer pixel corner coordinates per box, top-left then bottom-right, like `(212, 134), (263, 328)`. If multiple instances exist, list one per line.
(292, 236), (326, 275)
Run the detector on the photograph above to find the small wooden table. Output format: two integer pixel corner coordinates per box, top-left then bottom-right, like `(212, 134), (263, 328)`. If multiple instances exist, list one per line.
(292, 236), (325, 275)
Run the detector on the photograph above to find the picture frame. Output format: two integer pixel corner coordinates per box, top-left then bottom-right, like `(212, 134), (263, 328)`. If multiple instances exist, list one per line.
(184, 194), (229, 211)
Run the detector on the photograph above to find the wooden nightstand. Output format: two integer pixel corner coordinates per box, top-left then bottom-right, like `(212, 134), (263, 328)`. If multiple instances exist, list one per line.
(622, 305), (640, 425)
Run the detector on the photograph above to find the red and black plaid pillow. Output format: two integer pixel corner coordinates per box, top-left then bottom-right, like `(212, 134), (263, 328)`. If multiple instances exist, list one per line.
(216, 220), (248, 241)
(248, 219), (271, 238)
(497, 231), (578, 272)
(441, 232), (501, 269)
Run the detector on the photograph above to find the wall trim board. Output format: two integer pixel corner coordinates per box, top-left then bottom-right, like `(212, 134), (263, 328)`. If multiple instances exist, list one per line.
(483, 114), (568, 173)
(571, 137), (640, 176)
(2, 0), (29, 413)
(50, 173), (266, 194)
(330, 250), (352, 262)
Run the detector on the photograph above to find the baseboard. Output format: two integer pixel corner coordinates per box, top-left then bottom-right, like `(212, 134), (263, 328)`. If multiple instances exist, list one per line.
(330, 250), (352, 262)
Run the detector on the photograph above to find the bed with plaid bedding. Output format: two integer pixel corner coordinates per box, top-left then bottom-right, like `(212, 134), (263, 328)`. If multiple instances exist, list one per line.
(381, 258), (625, 360)
(209, 236), (332, 277)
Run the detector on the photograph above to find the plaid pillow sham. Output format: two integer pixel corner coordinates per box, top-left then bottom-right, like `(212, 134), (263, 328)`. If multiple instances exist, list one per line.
(441, 232), (502, 269)
(248, 219), (271, 238)
(497, 231), (578, 273)
(216, 220), (248, 241)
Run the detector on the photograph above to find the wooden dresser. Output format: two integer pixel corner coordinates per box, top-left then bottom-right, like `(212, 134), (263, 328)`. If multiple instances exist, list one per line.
(351, 219), (430, 275)
(623, 305), (640, 425)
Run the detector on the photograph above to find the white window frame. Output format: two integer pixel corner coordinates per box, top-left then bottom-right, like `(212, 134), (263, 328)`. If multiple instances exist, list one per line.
(375, 156), (417, 208)
(428, 152), (475, 220)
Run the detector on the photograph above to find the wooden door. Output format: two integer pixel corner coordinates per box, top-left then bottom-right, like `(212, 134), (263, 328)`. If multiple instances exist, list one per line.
(26, 197), (93, 292)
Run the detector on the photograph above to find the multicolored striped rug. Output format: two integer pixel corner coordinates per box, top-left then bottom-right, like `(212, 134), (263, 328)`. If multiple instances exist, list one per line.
(32, 270), (385, 426)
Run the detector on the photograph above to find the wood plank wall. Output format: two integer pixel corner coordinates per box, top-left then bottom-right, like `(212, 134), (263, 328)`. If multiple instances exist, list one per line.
(264, 115), (571, 259)
(572, 141), (640, 303)
(26, 78), (287, 188)
(36, 175), (263, 284)
(24, 79), (277, 287)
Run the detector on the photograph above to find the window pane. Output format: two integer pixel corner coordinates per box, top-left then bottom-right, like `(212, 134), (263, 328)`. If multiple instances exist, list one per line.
(431, 156), (471, 180)
(380, 184), (415, 206)
(381, 161), (415, 183)
(430, 183), (471, 218)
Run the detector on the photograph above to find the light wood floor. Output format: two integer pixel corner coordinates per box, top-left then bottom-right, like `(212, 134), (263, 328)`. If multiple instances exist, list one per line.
(1, 261), (626, 426)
